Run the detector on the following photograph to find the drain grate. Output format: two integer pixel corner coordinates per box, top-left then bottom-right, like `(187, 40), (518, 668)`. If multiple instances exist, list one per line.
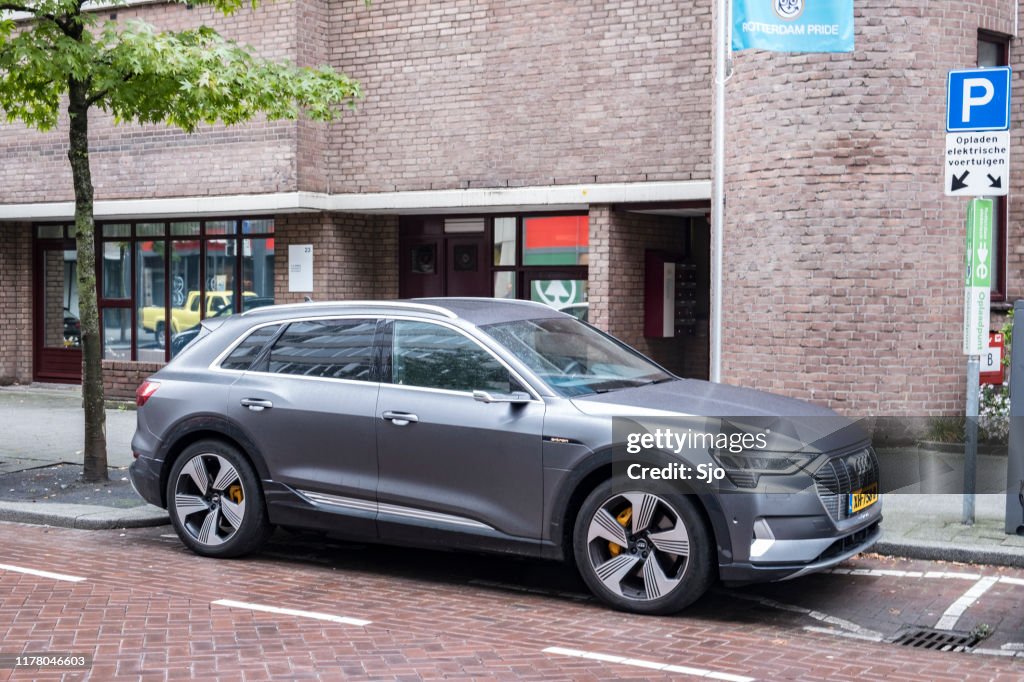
(891, 627), (981, 652)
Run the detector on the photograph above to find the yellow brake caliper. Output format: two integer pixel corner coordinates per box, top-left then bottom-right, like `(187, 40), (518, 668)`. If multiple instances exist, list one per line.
(227, 484), (244, 504)
(608, 506), (632, 556)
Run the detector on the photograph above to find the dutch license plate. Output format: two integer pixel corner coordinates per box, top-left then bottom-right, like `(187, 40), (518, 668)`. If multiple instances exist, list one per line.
(848, 483), (878, 515)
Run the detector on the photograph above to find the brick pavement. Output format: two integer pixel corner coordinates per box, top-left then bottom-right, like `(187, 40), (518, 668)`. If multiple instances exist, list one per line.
(0, 524), (1022, 680)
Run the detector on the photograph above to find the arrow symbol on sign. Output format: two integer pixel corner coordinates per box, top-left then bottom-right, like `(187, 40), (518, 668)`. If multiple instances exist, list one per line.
(952, 171), (970, 191)
(979, 247), (989, 263)
(987, 174), (1002, 189)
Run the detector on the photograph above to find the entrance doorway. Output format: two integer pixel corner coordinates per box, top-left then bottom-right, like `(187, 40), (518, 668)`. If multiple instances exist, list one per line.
(398, 214), (590, 315)
(398, 217), (490, 299)
(34, 228), (81, 382)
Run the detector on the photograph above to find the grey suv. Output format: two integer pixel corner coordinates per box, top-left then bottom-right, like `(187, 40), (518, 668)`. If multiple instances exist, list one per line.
(129, 298), (881, 614)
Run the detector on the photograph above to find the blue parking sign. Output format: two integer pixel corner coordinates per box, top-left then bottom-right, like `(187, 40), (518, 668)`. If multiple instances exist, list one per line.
(947, 68), (1011, 132)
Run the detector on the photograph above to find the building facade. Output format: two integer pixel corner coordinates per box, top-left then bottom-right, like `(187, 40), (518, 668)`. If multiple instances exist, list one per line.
(0, 0), (1019, 424)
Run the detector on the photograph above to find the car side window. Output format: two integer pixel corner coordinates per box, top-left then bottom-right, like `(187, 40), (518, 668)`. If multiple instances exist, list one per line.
(221, 324), (282, 371)
(391, 320), (512, 393)
(268, 319), (377, 381)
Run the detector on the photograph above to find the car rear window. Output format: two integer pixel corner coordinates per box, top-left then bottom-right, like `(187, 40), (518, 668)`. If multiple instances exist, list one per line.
(221, 324), (282, 371)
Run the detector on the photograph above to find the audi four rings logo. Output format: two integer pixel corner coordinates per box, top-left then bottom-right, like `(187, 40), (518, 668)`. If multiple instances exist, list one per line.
(773, 0), (804, 21)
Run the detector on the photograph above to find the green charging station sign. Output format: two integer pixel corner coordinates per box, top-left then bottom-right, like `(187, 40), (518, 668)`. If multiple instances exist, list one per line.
(963, 198), (993, 355)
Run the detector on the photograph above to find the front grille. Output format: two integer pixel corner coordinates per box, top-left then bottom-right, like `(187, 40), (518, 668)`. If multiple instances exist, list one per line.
(812, 448), (879, 521)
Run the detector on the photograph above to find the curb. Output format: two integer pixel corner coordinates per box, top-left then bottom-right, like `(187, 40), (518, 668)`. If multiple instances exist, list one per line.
(0, 501), (169, 530)
(874, 539), (1024, 569)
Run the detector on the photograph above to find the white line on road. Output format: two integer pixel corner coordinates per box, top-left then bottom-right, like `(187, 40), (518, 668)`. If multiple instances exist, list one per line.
(802, 626), (884, 643)
(543, 647), (755, 682)
(212, 599), (371, 627)
(0, 562), (86, 583)
(999, 576), (1024, 587)
(935, 576), (999, 630)
(829, 568), (982, 581)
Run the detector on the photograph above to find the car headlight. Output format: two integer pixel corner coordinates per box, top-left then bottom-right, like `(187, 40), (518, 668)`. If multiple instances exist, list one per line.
(710, 449), (818, 488)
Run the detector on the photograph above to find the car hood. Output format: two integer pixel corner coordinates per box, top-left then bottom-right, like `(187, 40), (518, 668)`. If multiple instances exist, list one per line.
(571, 379), (867, 453)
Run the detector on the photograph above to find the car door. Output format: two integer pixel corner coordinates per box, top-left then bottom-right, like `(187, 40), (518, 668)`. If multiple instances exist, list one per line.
(227, 317), (381, 537)
(375, 318), (545, 545)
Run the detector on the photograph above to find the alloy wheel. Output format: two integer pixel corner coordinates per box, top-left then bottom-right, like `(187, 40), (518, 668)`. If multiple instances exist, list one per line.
(173, 453), (246, 547)
(585, 492), (691, 601)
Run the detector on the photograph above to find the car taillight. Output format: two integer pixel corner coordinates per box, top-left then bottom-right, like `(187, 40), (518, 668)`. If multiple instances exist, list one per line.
(136, 380), (160, 407)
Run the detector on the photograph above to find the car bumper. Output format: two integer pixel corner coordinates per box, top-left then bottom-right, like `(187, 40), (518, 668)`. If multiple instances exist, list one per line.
(128, 454), (163, 508)
(719, 521), (881, 584)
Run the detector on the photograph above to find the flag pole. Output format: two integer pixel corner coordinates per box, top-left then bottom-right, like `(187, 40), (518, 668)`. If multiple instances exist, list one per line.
(710, 0), (731, 383)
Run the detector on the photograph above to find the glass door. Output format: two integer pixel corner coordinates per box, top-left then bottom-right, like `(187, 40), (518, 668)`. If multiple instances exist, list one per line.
(34, 234), (82, 382)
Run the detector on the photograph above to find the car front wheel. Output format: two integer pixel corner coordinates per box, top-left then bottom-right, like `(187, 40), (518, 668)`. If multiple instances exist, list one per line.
(166, 440), (270, 558)
(573, 480), (714, 614)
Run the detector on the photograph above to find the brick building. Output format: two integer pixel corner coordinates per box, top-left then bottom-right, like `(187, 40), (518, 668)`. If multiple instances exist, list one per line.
(0, 0), (1019, 421)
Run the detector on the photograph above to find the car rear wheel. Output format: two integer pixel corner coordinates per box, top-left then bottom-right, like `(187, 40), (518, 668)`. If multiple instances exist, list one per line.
(573, 480), (714, 614)
(167, 440), (270, 558)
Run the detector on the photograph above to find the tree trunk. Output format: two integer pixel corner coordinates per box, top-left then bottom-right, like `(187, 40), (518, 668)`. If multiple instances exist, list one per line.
(68, 77), (108, 483)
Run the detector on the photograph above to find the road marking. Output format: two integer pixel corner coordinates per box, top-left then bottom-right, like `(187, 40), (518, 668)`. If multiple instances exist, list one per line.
(212, 599), (371, 627)
(802, 626), (884, 643)
(0, 562), (86, 583)
(543, 647), (755, 682)
(724, 591), (883, 640)
(935, 576), (999, 630)
(830, 568), (981, 581)
(999, 576), (1024, 586)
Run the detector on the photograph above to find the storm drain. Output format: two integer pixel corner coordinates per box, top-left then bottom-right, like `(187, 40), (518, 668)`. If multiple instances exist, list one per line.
(891, 627), (981, 652)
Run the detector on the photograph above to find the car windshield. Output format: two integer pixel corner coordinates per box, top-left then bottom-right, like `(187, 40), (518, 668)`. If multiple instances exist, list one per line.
(482, 316), (672, 397)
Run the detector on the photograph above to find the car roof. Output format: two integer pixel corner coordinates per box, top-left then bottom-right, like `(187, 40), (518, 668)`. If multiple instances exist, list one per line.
(235, 297), (563, 326)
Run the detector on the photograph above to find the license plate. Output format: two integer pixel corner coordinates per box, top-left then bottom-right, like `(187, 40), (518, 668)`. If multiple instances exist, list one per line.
(848, 483), (878, 514)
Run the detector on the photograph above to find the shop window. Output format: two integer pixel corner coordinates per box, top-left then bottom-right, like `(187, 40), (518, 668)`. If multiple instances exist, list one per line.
(523, 216), (589, 266)
(92, 218), (275, 363)
(102, 309), (131, 360)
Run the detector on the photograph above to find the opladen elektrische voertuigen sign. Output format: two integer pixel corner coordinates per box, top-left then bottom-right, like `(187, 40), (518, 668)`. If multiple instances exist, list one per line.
(733, 0), (854, 53)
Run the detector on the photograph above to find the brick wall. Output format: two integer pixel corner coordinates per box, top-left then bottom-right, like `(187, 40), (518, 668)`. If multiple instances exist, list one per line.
(327, 0), (713, 192)
(274, 212), (399, 304)
(103, 360), (163, 400)
(723, 1), (1017, 417)
(0, 223), (33, 384)
(0, 1), (301, 204)
(588, 206), (709, 378)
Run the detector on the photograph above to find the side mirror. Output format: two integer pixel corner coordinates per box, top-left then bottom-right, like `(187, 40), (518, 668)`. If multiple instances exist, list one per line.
(473, 390), (533, 405)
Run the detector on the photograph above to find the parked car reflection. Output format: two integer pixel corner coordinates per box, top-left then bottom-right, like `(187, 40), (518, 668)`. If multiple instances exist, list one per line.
(170, 297), (274, 357)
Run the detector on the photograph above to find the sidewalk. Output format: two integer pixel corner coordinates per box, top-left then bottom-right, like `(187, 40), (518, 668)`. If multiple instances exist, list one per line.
(0, 384), (167, 529)
(1, 385), (1023, 567)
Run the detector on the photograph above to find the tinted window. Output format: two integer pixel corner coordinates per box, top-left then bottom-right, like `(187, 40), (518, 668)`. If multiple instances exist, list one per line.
(269, 319), (377, 381)
(221, 324), (282, 371)
(392, 321), (512, 393)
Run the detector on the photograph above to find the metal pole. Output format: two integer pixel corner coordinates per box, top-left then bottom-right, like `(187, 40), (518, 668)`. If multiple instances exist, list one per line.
(963, 356), (979, 524)
(710, 0), (730, 383)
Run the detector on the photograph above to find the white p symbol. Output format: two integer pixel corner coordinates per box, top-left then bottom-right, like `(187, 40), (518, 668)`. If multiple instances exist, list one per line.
(962, 78), (994, 123)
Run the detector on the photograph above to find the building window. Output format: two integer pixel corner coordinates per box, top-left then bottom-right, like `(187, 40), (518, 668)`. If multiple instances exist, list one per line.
(92, 218), (276, 362)
(979, 31), (1009, 301)
(491, 215), (589, 313)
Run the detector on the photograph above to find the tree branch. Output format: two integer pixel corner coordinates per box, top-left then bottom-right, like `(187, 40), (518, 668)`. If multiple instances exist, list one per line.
(0, 3), (74, 35)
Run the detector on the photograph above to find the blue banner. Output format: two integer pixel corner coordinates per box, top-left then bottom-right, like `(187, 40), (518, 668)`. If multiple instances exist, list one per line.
(733, 0), (854, 53)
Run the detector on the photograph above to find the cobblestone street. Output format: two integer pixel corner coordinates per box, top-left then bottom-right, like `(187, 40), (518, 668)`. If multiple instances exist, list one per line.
(0, 522), (1021, 680)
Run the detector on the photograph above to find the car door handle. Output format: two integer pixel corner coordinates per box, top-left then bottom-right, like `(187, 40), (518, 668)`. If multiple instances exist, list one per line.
(382, 411), (418, 426)
(240, 398), (274, 412)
